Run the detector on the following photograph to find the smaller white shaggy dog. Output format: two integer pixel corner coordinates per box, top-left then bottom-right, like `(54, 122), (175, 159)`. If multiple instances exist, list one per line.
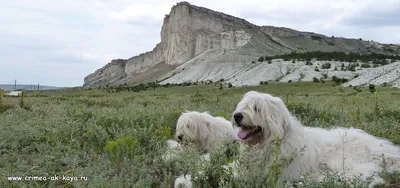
(173, 110), (239, 188)
(175, 110), (240, 153)
(232, 91), (400, 187)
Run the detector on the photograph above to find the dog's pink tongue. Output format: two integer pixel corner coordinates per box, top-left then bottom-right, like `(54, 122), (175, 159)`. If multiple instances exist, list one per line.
(238, 130), (251, 139)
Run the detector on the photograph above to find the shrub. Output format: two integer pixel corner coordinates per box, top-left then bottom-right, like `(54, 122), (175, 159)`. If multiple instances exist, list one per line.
(327, 42), (335, 46)
(311, 36), (323, 40)
(315, 67), (320, 72)
(288, 80), (292, 83)
(361, 64), (371, 68)
(292, 59), (296, 64)
(347, 63), (357, 71)
(332, 76), (339, 83)
(258, 56), (264, 62)
(19, 90), (25, 108)
(313, 77), (320, 83)
(353, 86), (362, 92)
(0, 104), (13, 114)
(268, 60), (272, 64)
(306, 61), (312, 65)
(369, 84), (376, 93)
(228, 83), (233, 88)
(321, 62), (331, 69)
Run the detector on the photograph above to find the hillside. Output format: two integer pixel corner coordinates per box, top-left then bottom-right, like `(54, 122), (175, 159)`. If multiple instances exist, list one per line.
(83, 1), (400, 88)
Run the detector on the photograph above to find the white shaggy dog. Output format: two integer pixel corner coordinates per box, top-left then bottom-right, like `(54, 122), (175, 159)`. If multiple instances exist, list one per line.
(232, 91), (400, 187)
(173, 111), (239, 188)
(175, 110), (239, 152)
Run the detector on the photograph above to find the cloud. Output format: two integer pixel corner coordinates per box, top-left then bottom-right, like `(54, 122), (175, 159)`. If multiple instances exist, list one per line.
(109, 2), (175, 23)
(339, 1), (400, 27)
(0, 0), (399, 87)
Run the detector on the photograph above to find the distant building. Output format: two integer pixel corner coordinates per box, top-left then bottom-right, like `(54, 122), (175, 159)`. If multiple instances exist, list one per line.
(6, 91), (22, 96)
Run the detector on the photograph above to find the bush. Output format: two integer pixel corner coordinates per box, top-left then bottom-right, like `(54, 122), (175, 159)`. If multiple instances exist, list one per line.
(353, 86), (362, 92)
(361, 64), (371, 68)
(313, 77), (320, 83)
(258, 56), (264, 62)
(332, 76), (339, 83)
(315, 67), (320, 72)
(311, 36), (323, 40)
(369, 84), (376, 93)
(321, 62), (331, 69)
(0, 104), (13, 114)
(306, 61), (313, 65)
(228, 83), (233, 88)
(268, 60), (272, 64)
(347, 63), (357, 71)
(292, 59), (296, 64)
(288, 80), (292, 83)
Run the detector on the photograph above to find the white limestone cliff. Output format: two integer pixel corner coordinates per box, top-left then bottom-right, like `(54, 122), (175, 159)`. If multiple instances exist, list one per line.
(84, 2), (400, 88)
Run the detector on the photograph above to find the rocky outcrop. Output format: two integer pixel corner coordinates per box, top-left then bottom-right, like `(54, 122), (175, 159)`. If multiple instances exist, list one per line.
(84, 1), (400, 88)
(84, 1), (260, 87)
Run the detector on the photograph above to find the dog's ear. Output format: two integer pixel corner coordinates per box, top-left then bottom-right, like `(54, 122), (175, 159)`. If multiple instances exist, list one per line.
(196, 120), (210, 141)
(204, 119), (211, 128)
(260, 94), (286, 142)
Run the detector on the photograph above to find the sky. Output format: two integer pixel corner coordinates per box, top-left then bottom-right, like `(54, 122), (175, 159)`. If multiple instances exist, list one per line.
(0, 0), (399, 87)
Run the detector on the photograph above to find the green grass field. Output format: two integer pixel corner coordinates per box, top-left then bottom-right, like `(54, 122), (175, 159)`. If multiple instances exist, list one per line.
(1, 82), (399, 187)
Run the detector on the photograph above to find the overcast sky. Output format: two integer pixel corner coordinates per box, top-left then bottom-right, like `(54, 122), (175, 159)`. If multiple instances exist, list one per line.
(0, 0), (399, 87)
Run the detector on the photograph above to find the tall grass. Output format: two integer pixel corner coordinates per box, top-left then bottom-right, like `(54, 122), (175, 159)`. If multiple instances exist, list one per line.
(0, 82), (399, 187)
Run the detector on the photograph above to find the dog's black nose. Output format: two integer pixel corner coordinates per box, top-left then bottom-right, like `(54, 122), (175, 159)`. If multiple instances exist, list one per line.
(177, 135), (183, 141)
(234, 113), (243, 123)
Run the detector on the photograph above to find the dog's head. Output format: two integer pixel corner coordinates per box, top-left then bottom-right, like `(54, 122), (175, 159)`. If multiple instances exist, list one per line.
(175, 111), (211, 152)
(232, 91), (292, 146)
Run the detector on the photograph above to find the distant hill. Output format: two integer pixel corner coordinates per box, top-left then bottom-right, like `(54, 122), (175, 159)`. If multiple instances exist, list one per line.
(0, 84), (63, 91)
(83, 1), (400, 88)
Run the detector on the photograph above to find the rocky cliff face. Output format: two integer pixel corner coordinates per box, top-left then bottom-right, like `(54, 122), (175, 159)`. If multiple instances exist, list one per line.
(84, 1), (400, 88)
(84, 1), (261, 87)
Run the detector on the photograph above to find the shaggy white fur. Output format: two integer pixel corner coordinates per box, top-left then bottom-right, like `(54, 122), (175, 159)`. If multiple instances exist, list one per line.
(175, 110), (239, 152)
(232, 91), (400, 187)
(172, 111), (239, 188)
